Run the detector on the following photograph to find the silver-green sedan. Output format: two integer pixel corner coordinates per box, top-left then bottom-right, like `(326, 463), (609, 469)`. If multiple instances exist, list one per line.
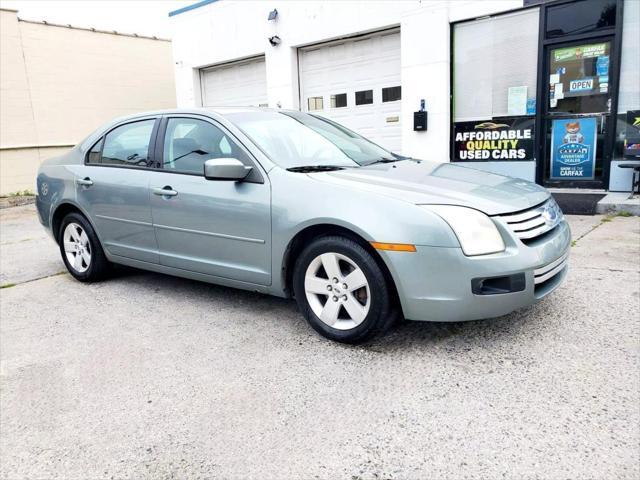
(36, 108), (570, 343)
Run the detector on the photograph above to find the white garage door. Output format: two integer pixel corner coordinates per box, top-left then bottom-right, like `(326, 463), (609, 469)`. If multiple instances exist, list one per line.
(200, 56), (268, 107)
(299, 31), (402, 153)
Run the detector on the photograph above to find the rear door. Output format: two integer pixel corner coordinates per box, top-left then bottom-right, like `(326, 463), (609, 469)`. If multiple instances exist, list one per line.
(150, 115), (271, 285)
(77, 118), (159, 264)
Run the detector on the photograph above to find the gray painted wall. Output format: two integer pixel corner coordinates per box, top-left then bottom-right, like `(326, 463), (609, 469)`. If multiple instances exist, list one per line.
(609, 161), (640, 192)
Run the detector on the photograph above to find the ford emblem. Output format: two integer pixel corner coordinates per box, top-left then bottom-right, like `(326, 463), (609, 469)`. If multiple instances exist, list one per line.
(542, 202), (558, 226)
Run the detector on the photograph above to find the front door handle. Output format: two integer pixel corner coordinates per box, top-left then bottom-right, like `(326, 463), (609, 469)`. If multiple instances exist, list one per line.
(76, 177), (93, 187)
(153, 186), (178, 197)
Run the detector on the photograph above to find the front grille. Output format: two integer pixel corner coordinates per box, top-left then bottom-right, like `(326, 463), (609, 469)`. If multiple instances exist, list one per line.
(497, 199), (562, 243)
(534, 250), (569, 285)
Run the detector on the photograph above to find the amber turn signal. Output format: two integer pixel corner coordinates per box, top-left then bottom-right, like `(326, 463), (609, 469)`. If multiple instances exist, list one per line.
(370, 242), (417, 252)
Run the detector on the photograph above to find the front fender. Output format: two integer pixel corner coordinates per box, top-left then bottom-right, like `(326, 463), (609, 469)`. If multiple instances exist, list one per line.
(268, 168), (460, 295)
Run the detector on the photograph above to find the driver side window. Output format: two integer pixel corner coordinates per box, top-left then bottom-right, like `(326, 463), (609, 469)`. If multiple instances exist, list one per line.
(99, 120), (156, 167)
(163, 117), (250, 175)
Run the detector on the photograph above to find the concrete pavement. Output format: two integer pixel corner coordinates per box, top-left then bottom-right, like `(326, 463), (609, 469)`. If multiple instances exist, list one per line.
(1, 205), (639, 479)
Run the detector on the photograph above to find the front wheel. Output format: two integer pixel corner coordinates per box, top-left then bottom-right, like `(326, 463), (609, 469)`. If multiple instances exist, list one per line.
(292, 236), (398, 344)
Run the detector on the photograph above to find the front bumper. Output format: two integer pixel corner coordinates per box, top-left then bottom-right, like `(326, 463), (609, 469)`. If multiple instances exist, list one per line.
(382, 220), (571, 322)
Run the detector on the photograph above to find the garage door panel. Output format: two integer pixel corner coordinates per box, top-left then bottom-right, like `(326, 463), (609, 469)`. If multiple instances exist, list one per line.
(328, 43), (346, 59)
(299, 31), (401, 153)
(201, 57), (267, 107)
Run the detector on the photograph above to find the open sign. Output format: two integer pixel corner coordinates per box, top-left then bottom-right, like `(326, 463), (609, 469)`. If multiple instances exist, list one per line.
(569, 78), (594, 92)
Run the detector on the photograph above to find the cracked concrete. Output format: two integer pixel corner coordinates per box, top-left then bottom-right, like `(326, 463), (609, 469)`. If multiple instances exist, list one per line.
(1, 205), (639, 479)
(0, 205), (64, 287)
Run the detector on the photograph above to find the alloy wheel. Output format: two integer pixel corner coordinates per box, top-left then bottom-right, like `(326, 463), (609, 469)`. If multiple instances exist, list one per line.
(304, 252), (370, 330)
(63, 222), (92, 273)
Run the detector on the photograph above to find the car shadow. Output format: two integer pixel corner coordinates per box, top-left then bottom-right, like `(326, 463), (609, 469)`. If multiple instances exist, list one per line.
(364, 309), (537, 352)
(108, 265), (544, 352)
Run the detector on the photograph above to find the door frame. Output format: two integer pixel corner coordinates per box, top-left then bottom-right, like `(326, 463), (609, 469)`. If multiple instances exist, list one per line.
(534, 0), (625, 188)
(539, 34), (616, 188)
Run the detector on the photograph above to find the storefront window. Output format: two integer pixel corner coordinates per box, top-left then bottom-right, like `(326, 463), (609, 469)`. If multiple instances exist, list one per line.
(613, 0), (640, 162)
(547, 41), (611, 114)
(454, 9), (539, 121)
(452, 8), (539, 162)
(545, 0), (616, 39)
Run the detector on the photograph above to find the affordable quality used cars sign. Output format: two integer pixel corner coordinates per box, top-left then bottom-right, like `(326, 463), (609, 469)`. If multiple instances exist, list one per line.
(550, 117), (597, 179)
(453, 118), (534, 161)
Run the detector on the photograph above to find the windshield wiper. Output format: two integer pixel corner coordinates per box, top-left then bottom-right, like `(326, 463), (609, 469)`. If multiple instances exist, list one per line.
(363, 157), (400, 166)
(287, 165), (347, 173)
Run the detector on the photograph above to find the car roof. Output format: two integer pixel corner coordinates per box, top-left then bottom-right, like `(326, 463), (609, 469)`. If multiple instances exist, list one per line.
(79, 107), (296, 152)
(116, 106), (292, 122)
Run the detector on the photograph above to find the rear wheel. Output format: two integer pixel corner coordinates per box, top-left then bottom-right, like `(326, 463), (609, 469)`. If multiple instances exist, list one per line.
(58, 212), (110, 282)
(293, 236), (398, 343)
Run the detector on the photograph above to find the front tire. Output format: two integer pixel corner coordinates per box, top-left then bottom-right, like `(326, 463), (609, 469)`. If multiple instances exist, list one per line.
(58, 212), (110, 282)
(292, 235), (398, 344)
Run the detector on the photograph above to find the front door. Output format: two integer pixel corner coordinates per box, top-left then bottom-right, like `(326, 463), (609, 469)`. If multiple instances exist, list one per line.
(150, 116), (271, 286)
(541, 38), (616, 188)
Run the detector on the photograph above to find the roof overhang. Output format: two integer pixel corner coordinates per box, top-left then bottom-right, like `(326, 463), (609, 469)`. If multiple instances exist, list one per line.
(168, 0), (218, 18)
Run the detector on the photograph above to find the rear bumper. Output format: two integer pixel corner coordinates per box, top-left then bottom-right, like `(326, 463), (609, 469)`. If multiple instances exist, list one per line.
(382, 220), (571, 322)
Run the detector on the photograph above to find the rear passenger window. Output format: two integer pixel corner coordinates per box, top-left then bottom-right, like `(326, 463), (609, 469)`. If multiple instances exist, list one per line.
(100, 120), (155, 167)
(163, 118), (251, 175)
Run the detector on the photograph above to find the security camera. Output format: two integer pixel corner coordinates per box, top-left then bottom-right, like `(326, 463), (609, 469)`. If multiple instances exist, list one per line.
(268, 35), (281, 47)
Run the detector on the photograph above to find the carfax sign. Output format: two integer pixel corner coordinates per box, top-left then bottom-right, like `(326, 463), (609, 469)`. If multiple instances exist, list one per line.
(553, 43), (607, 62)
(550, 117), (597, 180)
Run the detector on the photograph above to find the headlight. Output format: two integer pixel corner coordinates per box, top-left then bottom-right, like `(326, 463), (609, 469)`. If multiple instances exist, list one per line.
(423, 205), (505, 256)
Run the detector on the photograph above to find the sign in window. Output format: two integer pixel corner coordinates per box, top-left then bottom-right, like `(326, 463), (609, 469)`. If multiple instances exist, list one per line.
(548, 41), (611, 113)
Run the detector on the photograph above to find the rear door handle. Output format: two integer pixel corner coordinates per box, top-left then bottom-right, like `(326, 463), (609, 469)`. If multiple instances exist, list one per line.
(76, 177), (93, 187)
(153, 186), (178, 197)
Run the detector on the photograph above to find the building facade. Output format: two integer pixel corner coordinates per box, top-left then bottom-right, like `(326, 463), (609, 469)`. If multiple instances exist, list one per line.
(169, 0), (639, 193)
(0, 8), (176, 195)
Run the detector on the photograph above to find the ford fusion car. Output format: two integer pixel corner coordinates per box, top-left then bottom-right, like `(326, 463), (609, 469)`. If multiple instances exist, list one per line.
(36, 108), (570, 343)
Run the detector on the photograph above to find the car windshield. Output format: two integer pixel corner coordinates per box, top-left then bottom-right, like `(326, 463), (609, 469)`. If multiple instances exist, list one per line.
(224, 110), (395, 168)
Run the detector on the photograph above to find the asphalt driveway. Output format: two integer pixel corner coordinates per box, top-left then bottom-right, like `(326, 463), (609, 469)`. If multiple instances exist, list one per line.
(1, 204), (639, 480)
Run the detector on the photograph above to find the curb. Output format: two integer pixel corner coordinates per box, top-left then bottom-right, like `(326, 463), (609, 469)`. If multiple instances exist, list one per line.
(0, 196), (36, 210)
(595, 193), (640, 216)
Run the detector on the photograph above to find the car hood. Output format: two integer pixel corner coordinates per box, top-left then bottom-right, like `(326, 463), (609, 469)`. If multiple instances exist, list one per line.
(308, 160), (549, 215)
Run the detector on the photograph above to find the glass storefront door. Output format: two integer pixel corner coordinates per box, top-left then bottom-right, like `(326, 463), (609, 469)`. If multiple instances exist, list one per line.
(541, 38), (615, 187)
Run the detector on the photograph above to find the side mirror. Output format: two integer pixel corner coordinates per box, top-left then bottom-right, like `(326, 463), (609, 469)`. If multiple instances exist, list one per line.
(204, 158), (252, 181)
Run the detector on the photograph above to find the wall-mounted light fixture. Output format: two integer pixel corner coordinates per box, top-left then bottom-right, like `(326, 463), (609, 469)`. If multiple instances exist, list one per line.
(268, 35), (281, 47)
(268, 9), (278, 21)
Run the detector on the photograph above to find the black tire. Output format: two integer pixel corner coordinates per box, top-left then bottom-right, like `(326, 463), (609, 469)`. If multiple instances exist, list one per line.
(292, 235), (398, 344)
(58, 212), (111, 282)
